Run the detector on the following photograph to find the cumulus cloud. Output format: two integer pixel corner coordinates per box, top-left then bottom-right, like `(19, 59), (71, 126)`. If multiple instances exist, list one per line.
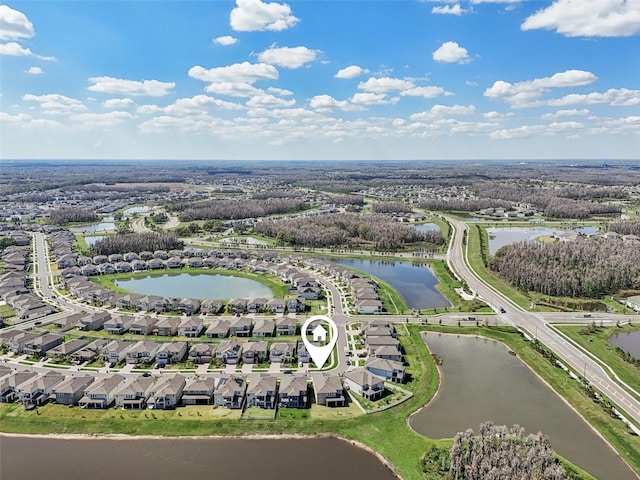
(358, 77), (415, 93)
(164, 95), (244, 115)
(26, 66), (43, 75)
(267, 86), (293, 96)
(470, 0), (520, 3)
(541, 108), (589, 119)
(69, 111), (135, 128)
(410, 104), (476, 120)
(484, 69), (598, 107)
(22, 93), (87, 114)
(309, 94), (362, 112)
(230, 0), (299, 32)
(432, 41), (470, 63)
(400, 86), (450, 98)
(203, 82), (263, 98)
(350, 92), (398, 105)
(522, 0), (640, 37)
(257, 45), (318, 69)
(103, 98), (136, 109)
(0, 5), (34, 40)
(432, 4), (467, 15)
(0, 41), (55, 60)
(213, 35), (238, 46)
(189, 62), (278, 84)
(548, 88), (640, 107)
(246, 93), (296, 108)
(335, 65), (369, 79)
(87, 76), (175, 97)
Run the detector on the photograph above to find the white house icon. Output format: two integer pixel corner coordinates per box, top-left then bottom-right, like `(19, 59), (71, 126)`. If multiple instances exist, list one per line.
(312, 324), (327, 342)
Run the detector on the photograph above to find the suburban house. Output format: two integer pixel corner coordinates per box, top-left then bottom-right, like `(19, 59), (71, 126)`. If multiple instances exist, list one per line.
(17, 371), (65, 406)
(370, 345), (403, 362)
(242, 341), (268, 365)
(166, 256), (183, 269)
(344, 368), (386, 401)
(247, 298), (268, 314)
(181, 377), (216, 405)
(54, 375), (95, 405)
(366, 336), (401, 352)
(188, 343), (216, 365)
(79, 311), (111, 331)
(200, 299), (223, 315)
(278, 375), (308, 409)
(178, 317), (204, 337)
(216, 341), (243, 365)
(276, 317), (297, 336)
(155, 341), (188, 366)
(102, 340), (133, 366)
(178, 298), (201, 316)
(228, 317), (253, 337)
(22, 333), (64, 357)
(135, 295), (163, 312)
(227, 298), (247, 315)
(286, 297), (304, 313)
(104, 315), (134, 335)
(365, 357), (406, 383)
(252, 318), (275, 337)
(129, 316), (158, 335)
(214, 376), (247, 409)
(71, 339), (108, 364)
(245, 374), (277, 409)
(154, 317), (180, 336)
(267, 298), (286, 314)
(296, 341), (310, 364)
(147, 374), (185, 410)
(153, 297), (180, 314)
(0, 371), (38, 403)
(311, 373), (346, 407)
(205, 320), (231, 338)
(125, 341), (160, 365)
(114, 376), (155, 409)
(78, 374), (125, 409)
(356, 299), (383, 314)
(47, 338), (90, 361)
(269, 342), (295, 364)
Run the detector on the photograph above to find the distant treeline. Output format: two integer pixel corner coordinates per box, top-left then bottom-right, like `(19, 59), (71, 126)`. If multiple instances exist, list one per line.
(490, 237), (640, 298)
(610, 219), (640, 236)
(90, 232), (183, 255)
(371, 201), (413, 214)
(419, 198), (513, 213)
(169, 198), (307, 221)
(49, 208), (98, 225)
(255, 212), (443, 250)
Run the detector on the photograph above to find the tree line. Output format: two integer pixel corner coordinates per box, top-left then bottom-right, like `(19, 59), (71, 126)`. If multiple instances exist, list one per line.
(610, 219), (640, 236)
(448, 422), (567, 480)
(371, 201), (413, 214)
(254, 212), (443, 250)
(49, 208), (99, 225)
(169, 198), (307, 221)
(489, 236), (640, 298)
(419, 198), (513, 213)
(90, 232), (183, 255)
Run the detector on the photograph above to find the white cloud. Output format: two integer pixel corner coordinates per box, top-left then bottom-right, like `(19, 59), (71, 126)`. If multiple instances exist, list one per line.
(0, 5), (34, 40)
(204, 82), (263, 98)
(26, 66), (43, 75)
(470, 0), (520, 3)
(411, 104), (476, 120)
(309, 94), (362, 112)
(548, 88), (640, 107)
(246, 93), (295, 108)
(22, 93), (87, 114)
(165, 95), (244, 115)
(400, 86), (449, 98)
(547, 121), (584, 130)
(490, 125), (546, 140)
(230, 0), (299, 32)
(358, 77), (415, 93)
(522, 0), (640, 37)
(350, 92), (398, 105)
(432, 41), (470, 63)
(189, 62), (278, 84)
(484, 69), (598, 107)
(541, 108), (589, 119)
(0, 41), (55, 60)
(257, 45), (318, 69)
(483, 111), (514, 120)
(69, 111), (135, 127)
(213, 35), (238, 46)
(432, 4), (467, 15)
(103, 98), (136, 109)
(267, 86), (293, 96)
(87, 76), (175, 97)
(335, 65), (369, 79)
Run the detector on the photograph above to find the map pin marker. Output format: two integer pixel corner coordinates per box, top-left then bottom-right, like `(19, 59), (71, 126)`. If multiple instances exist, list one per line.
(301, 315), (338, 369)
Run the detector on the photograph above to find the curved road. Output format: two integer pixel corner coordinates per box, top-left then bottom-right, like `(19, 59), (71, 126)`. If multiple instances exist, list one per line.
(445, 216), (640, 428)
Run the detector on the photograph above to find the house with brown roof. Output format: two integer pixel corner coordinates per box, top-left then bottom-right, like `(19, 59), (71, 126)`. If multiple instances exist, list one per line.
(252, 318), (275, 337)
(104, 315), (134, 335)
(188, 343), (216, 365)
(147, 374), (185, 410)
(22, 333), (64, 357)
(182, 377), (216, 405)
(269, 342), (295, 364)
(114, 376), (155, 409)
(178, 317), (204, 337)
(154, 317), (180, 336)
(205, 319), (231, 338)
(311, 373), (346, 407)
(155, 341), (188, 366)
(216, 340), (243, 365)
(242, 341), (268, 365)
(228, 317), (253, 337)
(129, 316), (158, 335)
(125, 341), (161, 365)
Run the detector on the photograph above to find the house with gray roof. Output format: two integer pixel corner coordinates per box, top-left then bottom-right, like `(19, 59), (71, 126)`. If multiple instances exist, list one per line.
(205, 320), (231, 338)
(182, 377), (216, 405)
(276, 317), (297, 335)
(125, 340), (160, 365)
(79, 374), (125, 409)
(155, 341), (188, 366)
(278, 375), (308, 409)
(242, 341), (268, 365)
(129, 316), (158, 335)
(365, 357), (405, 383)
(311, 373), (345, 407)
(147, 374), (185, 410)
(252, 318), (275, 337)
(188, 343), (216, 365)
(228, 317), (252, 337)
(54, 375), (95, 405)
(104, 315), (134, 335)
(344, 367), (385, 401)
(154, 317), (180, 336)
(178, 317), (204, 337)
(0, 371), (38, 403)
(22, 333), (64, 357)
(18, 371), (65, 406)
(246, 374), (277, 409)
(47, 338), (90, 360)
(114, 376), (155, 409)
(214, 375), (247, 409)
(216, 340), (243, 365)
(269, 342), (295, 364)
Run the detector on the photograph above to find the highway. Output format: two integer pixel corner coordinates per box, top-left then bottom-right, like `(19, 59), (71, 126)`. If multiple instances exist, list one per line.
(445, 216), (640, 428)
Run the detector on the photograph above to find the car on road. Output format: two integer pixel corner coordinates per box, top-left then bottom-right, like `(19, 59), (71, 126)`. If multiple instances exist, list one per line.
(499, 306), (506, 314)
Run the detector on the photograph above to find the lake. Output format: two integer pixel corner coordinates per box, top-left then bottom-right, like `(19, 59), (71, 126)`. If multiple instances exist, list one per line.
(124, 205), (151, 215)
(487, 226), (597, 255)
(323, 258), (450, 310)
(410, 334), (637, 480)
(85, 235), (105, 246)
(69, 222), (116, 233)
(609, 330), (640, 360)
(0, 436), (398, 480)
(115, 273), (274, 300)
(413, 223), (440, 232)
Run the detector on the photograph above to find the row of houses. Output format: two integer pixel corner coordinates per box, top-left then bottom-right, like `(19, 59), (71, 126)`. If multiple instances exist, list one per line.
(0, 365), (374, 411)
(360, 320), (406, 384)
(0, 328), (311, 368)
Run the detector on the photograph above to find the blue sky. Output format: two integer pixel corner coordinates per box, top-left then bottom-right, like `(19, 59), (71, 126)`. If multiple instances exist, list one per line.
(1, 0), (639, 160)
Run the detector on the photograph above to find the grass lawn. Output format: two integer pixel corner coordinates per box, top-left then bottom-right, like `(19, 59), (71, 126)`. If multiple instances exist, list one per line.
(555, 323), (640, 402)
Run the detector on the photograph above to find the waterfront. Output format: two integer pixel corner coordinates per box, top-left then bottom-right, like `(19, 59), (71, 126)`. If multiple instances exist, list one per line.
(323, 258), (450, 309)
(410, 334), (637, 480)
(115, 273), (275, 300)
(0, 435), (398, 480)
(609, 330), (640, 360)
